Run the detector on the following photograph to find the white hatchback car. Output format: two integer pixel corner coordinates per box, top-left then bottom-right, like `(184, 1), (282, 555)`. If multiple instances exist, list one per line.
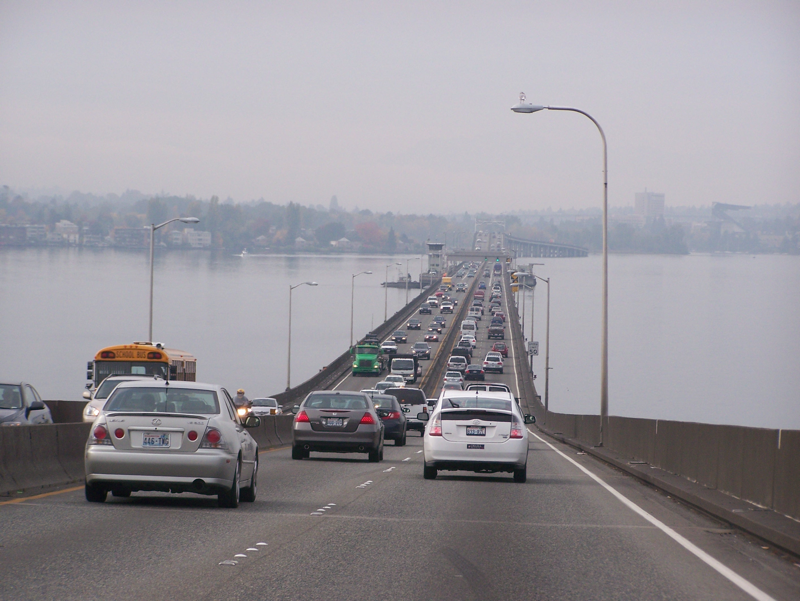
(418, 390), (535, 482)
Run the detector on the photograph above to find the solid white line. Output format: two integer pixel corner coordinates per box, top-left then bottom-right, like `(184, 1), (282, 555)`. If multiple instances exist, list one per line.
(528, 429), (776, 601)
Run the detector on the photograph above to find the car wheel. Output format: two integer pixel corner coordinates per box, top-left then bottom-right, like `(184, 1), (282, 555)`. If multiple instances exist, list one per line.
(85, 482), (107, 503)
(395, 432), (406, 446)
(291, 445), (306, 460)
(513, 465), (527, 483)
(423, 465), (437, 480)
(218, 462), (240, 508)
(240, 456), (257, 502)
(368, 447), (381, 462)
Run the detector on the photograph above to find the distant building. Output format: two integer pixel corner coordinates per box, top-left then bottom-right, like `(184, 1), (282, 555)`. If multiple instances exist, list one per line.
(185, 230), (211, 248)
(25, 225), (47, 244)
(635, 190), (665, 224)
(0, 225), (27, 245)
(426, 242), (445, 274)
(55, 220), (79, 244)
(113, 227), (149, 248)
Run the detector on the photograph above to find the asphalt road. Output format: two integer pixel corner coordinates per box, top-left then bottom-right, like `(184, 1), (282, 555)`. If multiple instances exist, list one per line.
(2, 264), (799, 600)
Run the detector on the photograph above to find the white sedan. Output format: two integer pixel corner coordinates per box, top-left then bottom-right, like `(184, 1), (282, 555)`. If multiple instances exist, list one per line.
(418, 390), (535, 482)
(443, 371), (465, 385)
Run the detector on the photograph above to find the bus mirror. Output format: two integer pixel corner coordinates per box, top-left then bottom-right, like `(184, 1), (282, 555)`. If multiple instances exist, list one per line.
(83, 390), (91, 400)
(87, 361), (93, 370)
(86, 370), (93, 381)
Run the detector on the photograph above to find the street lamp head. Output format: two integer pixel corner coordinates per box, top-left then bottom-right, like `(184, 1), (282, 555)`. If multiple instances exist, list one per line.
(307, 281), (318, 286)
(179, 217), (200, 224)
(511, 92), (545, 114)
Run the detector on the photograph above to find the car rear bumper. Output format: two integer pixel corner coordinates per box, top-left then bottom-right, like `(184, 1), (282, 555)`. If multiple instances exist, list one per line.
(424, 441), (527, 472)
(293, 424), (381, 451)
(84, 446), (237, 494)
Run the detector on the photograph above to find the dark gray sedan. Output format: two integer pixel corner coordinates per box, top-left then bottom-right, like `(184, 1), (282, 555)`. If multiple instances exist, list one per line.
(0, 381), (52, 426)
(291, 391), (384, 461)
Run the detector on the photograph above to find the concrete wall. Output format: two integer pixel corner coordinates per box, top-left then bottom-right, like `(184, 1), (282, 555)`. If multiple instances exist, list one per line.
(544, 410), (800, 520)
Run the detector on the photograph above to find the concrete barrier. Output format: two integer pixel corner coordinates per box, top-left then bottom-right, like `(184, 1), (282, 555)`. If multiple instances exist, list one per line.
(44, 400), (88, 424)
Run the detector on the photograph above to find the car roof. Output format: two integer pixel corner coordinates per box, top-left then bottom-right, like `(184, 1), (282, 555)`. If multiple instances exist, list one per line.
(113, 380), (221, 391)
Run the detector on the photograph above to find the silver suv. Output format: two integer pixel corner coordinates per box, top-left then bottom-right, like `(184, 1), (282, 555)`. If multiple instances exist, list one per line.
(446, 356), (468, 373)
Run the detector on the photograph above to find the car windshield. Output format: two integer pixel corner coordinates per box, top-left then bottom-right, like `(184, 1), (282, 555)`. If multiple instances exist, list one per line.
(442, 397), (513, 411)
(355, 346), (379, 355)
(105, 387), (220, 414)
(252, 398), (277, 407)
(392, 359), (414, 369)
(394, 331), (406, 336)
(94, 378), (139, 400)
(0, 385), (23, 409)
(413, 343), (428, 349)
(304, 394), (369, 409)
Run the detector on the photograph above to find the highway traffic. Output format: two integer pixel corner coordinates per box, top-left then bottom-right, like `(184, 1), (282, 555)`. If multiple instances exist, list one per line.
(1, 263), (798, 600)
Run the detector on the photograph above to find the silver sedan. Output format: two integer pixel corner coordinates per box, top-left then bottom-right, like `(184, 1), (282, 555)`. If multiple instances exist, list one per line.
(84, 380), (260, 508)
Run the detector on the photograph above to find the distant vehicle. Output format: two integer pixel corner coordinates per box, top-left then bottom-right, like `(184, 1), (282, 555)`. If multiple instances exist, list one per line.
(443, 371), (465, 385)
(382, 374), (407, 387)
(84, 380), (260, 506)
(383, 387), (427, 435)
(419, 304), (432, 315)
(370, 393), (408, 446)
(86, 342), (196, 391)
(352, 342), (385, 376)
(442, 381), (463, 392)
(488, 326), (505, 340)
(428, 324), (443, 334)
(446, 356), (468, 373)
(440, 302), (454, 314)
(483, 352), (504, 373)
(291, 391), (384, 462)
(411, 342), (432, 359)
(380, 340), (398, 355)
(465, 383), (513, 394)
(406, 318), (422, 330)
(389, 356), (418, 383)
(0, 381), (52, 426)
(432, 316), (447, 326)
(424, 333), (440, 342)
(491, 342), (509, 357)
(493, 262), (503, 275)
(392, 330), (408, 344)
(464, 365), (485, 381)
(249, 397), (282, 416)
(82, 374), (159, 422)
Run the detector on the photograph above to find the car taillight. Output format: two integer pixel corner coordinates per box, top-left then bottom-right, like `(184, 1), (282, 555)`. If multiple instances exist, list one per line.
(295, 410), (310, 423)
(89, 425), (112, 445)
(360, 412), (375, 425)
(510, 416), (524, 439)
(114, 428), (124, 439)
(429, 415), (442, 436)
(201, 427), (226, 449)
(187, 430), (198, 441)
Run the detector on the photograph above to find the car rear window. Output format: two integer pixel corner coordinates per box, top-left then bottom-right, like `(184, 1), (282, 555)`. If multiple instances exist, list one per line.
(373, 396), (399, 409)
(384, 387), (426, 405)
(105, 388), (220, 414)
(441, 396), (512, 411)
(304, 394), (369, 409)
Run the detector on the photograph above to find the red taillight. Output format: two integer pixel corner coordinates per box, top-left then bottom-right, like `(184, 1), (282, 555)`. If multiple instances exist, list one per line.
(205, 428), (221, 444)
(147, 351), (163, 360)
(383, 411), (401, 420)
(114, 428), (124, 439)
(94, 425), (108, 440)
(187, 430), (198, 441)
(429, 416), (442, 436)
(510, 416), (524, 439)
(360, 412), (375, 425)
(100, 351), (115, 359)
(295, 410), (310, 423)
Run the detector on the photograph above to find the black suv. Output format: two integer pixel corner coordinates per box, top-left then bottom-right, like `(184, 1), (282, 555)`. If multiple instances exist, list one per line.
(419, 305), (432, 315)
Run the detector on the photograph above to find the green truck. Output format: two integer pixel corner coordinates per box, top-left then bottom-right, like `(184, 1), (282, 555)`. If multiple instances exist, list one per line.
(351, 341), (385, 376)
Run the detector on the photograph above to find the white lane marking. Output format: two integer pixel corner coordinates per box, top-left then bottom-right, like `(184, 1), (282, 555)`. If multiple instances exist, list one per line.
(316, 508), (327, 511)
(327, 503), (336, 506)
(383, 467), (396, 472)
(402, 457), (411, 462)
(219, 560), (238, 566)
(416, 450), (423, 454)
(234, 554), (247, 558)
(256, 542), (268, 546)
(529, 430), (776, 601)
(246, 548), (258, 551)
(310, 511), (324, 515)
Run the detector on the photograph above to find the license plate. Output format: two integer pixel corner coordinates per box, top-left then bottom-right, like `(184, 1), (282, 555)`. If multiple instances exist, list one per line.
(466, 426), (486, 436)
(326, 418), (343, 427)
(467, 444), (485, 450)
(142, 433), (170, 448)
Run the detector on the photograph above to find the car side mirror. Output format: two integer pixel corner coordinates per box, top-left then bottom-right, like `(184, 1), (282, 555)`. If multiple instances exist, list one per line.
(514, 397), (520, 404)
(243, 415), (261, 428)
(28, 400), (45, 411)
(523, 414), (536, 424)
(416, 412), (429, 421)
(291, 404), (300, 414)
(83, 390), (91, 400)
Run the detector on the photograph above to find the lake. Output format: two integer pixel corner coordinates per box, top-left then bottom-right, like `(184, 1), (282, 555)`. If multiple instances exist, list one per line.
(1, 248), (797, 429)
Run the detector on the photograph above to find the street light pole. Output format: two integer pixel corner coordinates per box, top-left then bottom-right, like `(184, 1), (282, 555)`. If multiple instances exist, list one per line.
(351, 270), (373, 348)
(384, 262), (401, 322)
(512, 93), (608, 446)
(287, 281), (318, 390)
(531, 275), (550, 416)
(148, 216), (200, 342)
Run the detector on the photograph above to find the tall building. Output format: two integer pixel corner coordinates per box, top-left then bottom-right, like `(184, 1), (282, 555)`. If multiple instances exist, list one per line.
(635, 190), (665, 222)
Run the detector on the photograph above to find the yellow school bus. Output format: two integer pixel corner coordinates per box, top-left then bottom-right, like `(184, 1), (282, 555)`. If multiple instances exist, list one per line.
(87, 342), (197, 388)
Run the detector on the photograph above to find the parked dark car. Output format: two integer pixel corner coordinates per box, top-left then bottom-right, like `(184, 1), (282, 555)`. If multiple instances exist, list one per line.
(464, 365), (485, 381)
(291, 391), (384, 461)
(0, 381), (52, 425)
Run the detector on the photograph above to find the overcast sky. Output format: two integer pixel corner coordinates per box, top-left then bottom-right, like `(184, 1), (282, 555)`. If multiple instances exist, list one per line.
(1, 1), (798, 214)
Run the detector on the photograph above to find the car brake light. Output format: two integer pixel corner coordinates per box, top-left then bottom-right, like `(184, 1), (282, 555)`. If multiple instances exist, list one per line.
(89, 425), (112, 445)
(510, 416), (524, 439)
(200, 427), (227, 449)
(429, 415), (442, 436)
(114, 428), (124, 439)
(360, 412), (375, 425)
(295, 410), (310, 423)
(187, 430), (198, 441)
(384, 411), (401, 420)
